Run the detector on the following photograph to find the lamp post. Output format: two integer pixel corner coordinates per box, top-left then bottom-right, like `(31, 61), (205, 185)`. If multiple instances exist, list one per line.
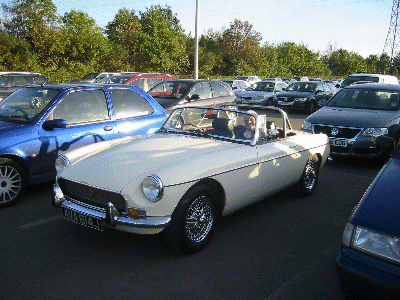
(194, 0), (199, 79)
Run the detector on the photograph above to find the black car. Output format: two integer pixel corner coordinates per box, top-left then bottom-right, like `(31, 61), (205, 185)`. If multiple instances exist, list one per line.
(302, 83), (400, 158)
(275, 81), (335, 114)
(148, 79), (235, 111)
(0, 72), (49, 101)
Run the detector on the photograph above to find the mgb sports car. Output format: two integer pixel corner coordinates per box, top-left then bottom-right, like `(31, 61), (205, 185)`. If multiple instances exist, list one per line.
(53, 105), (330, 253)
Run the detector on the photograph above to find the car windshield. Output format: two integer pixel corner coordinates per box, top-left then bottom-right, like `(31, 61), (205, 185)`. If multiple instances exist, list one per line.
(0, 87), (61, 123)
(286, 82), (316, 92)
(162, 107), (260, 142)
(97, 76), (131, 84)
(247, 81), (275, 92)
(326, 88), (400, 110)
(222, 80), (233, 87)
(148, 81), (192, 99)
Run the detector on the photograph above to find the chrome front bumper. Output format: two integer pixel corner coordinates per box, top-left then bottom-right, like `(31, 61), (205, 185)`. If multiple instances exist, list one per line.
(52, 184), (171, 229)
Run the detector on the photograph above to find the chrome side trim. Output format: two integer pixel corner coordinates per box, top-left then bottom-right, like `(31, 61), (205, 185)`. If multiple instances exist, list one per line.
(61, 200), (171, 229)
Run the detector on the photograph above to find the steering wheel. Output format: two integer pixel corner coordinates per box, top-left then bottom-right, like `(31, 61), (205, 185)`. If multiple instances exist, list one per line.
(9, 106), (30, 120)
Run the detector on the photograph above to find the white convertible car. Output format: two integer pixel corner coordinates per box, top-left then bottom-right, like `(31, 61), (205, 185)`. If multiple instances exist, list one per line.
(53, 105), (330, 253)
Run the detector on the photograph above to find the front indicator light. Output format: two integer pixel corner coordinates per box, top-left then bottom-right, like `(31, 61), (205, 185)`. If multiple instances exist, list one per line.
(128, 208), (147, 219)
(55, 155), (70, 171)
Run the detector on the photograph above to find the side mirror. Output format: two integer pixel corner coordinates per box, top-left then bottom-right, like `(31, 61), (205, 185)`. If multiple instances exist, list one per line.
(189, 94), (201, 101)
(43, 119), (67, 131)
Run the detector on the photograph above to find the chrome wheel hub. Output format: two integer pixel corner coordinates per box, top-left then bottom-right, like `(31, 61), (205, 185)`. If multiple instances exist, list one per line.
(185, 196), (213, 243)
(304, 161), (317, 191)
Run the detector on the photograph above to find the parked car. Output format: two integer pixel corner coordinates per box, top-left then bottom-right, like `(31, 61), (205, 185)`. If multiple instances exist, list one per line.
(235, 80), (288, 106)
(302, 83), (400, 158)
(0, 72), (49, 101)
(0, 84), (168, 208)
(96, 73), (176, 91)
(52, 105), (330, 253)
(341, 73), (399, 88)
(221, 79), (248, 94)
(315, 82), (339, 108)
(263, 78), (283, 82)
(148, 79), (235, 111)
(275, 81), (334, 113)
(336, 129), (400, 299)
(235, 76), (261, 86)
(69, 72), (118, 83)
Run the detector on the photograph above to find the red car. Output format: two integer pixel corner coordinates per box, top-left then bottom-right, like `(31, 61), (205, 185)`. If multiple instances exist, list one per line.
(96, 73), (176, 91)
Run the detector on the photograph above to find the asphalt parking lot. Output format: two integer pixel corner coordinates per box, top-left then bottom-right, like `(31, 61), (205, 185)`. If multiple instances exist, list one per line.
(0, 112), (385, 299)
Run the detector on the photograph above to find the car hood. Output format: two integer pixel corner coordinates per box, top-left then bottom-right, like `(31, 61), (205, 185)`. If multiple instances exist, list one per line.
(277, 91), (314, 98)
(352, 158), (400, 237)
(306, 106), (399, 128)
(59, 133), (243, 192)
(237, 91), (274, 98)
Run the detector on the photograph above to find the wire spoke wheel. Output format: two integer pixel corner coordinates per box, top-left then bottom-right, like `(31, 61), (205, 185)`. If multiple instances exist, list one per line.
(303, 159), (317, 192)
(0, 165), (22, 204)
(184, 195), (214, 244)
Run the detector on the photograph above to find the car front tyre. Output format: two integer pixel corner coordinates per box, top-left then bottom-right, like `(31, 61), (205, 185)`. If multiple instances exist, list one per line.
(164, 184), (218, 254)
(295, 156), (319, 197)
(0, 158), (27, 208)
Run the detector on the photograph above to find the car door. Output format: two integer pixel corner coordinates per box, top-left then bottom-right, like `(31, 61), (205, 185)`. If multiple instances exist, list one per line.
(37, 88), (119, 176)
(187, 82), (215, 106)
(255, 114), (307, 198)
(210, 81), (234, 105)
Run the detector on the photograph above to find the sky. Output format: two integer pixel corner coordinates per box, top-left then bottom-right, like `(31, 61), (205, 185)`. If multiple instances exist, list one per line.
(1, 0), (396, 58)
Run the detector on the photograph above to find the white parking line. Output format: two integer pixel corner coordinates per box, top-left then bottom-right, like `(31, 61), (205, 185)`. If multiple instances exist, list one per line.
(20, 215), (62, 229)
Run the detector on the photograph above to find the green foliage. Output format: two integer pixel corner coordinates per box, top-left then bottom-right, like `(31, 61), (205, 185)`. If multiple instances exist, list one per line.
(0, 0), (396, 81)
(322, 49), (368, 77)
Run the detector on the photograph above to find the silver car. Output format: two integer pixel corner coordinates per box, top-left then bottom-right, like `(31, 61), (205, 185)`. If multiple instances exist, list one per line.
(235, 81), (288, 106)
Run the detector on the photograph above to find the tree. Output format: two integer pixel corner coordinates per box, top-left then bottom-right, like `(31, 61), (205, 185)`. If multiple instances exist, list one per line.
(136, 5), (189, 73)
(105, 8), (142, 69)
(0, 30), (40, 71)
(219, 19), (262, 75)
(1, 0), (59, 40)
(323, 49), (368, 77)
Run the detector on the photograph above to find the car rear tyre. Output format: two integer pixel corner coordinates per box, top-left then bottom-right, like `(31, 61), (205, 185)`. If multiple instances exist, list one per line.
(0, 158), (27, 208)
(295, 156), (319, 197)
(164, 184), (217, 254)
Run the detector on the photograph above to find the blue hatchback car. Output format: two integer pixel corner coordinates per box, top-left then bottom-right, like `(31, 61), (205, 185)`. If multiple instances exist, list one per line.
(0, 84), (168, 208)
(336, 130), (400, 299)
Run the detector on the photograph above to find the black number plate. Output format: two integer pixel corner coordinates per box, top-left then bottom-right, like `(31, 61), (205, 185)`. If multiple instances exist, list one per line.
(62, 207), (103, 231)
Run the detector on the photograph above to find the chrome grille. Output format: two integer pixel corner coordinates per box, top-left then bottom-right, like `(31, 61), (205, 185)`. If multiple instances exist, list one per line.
(312, 124), (362, 139)
(58, 178), (126, 211)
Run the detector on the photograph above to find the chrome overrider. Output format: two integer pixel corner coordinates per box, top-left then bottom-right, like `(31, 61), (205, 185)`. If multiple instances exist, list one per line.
(52, 183), (171, 229)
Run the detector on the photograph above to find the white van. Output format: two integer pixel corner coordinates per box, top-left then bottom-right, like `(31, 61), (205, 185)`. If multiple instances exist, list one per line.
(341, 73), (399, 88)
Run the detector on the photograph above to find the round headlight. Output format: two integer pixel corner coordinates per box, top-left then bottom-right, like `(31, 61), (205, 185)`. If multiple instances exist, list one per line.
(55, 155), (70, 171)
(142, 175), (164, 202)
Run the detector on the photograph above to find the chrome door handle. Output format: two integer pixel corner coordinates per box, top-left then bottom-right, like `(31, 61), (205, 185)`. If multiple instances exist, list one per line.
(103, 126), (113, 131)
